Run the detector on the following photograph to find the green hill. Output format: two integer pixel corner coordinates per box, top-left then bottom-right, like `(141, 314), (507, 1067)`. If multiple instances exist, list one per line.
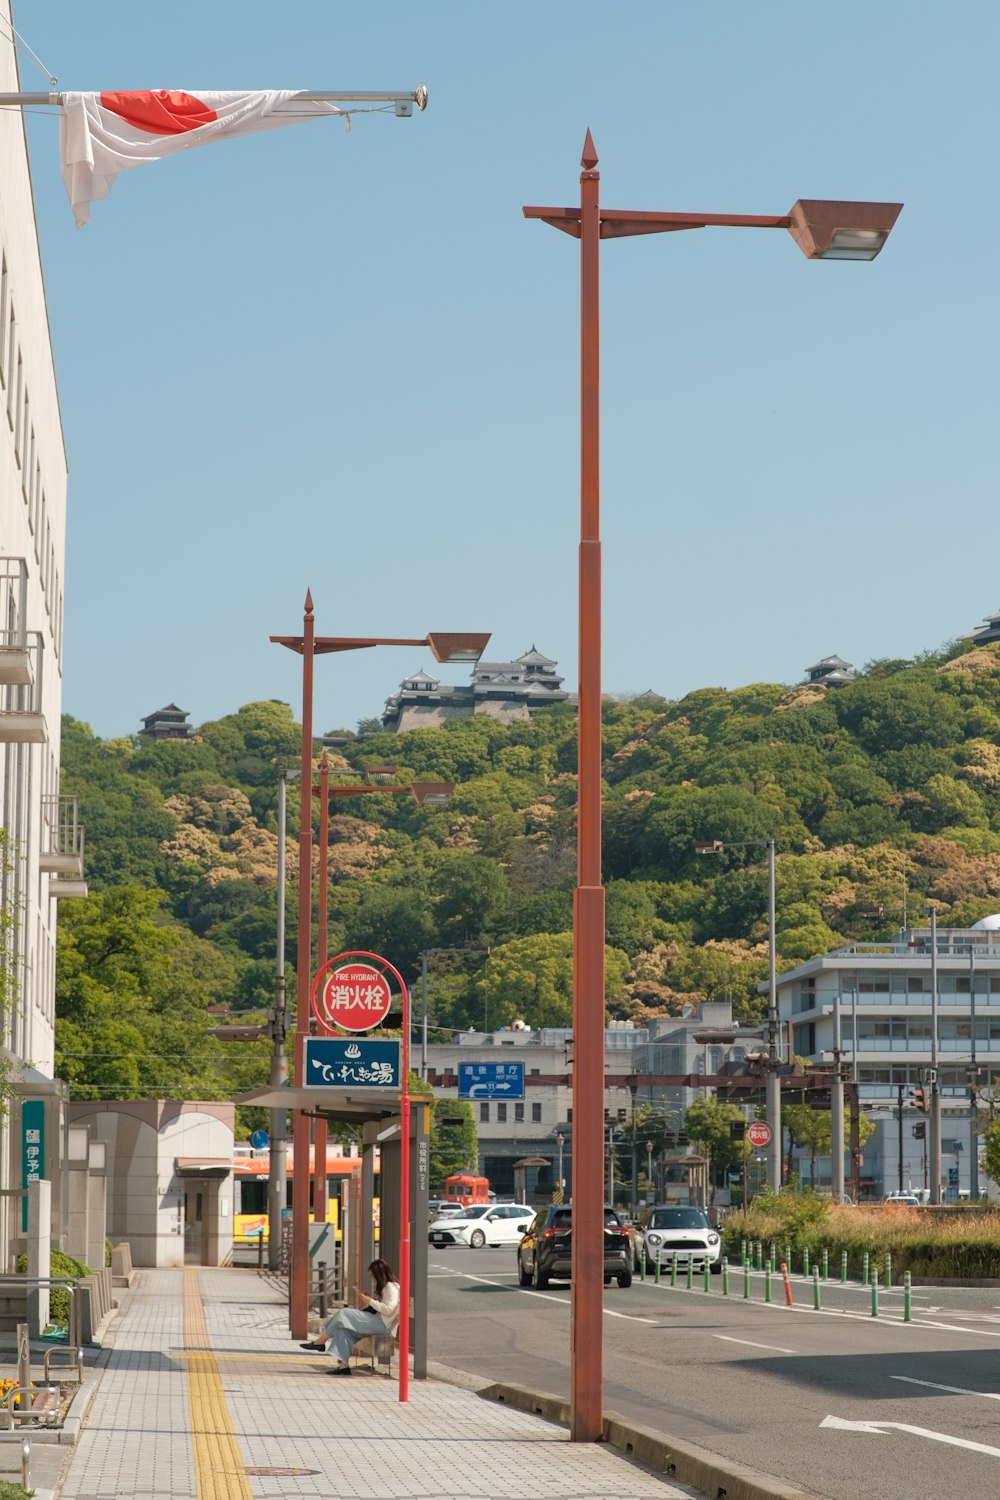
(56, 639), (1000, 1117)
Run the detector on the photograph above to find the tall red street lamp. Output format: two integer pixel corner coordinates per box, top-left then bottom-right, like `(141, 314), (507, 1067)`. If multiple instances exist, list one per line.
(524, 137), (900, 1443)
(272, 593), (489, 1339)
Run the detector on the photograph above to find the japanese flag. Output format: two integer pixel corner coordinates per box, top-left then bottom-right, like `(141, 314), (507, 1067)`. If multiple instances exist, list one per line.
(60, 89), (344, 225)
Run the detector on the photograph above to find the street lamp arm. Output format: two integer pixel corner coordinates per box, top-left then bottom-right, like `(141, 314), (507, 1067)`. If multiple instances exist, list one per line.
(269, 631), (491, 662)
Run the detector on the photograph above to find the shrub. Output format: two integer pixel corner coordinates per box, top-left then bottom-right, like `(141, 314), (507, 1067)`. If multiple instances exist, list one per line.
(14, 1249), (91, 1327)
(722, 1201), (1000, 1279)
(0, 1480), (33, 1499)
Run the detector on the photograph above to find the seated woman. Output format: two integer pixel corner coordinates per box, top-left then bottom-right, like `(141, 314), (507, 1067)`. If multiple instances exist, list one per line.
(300, 1258), (400, 1376)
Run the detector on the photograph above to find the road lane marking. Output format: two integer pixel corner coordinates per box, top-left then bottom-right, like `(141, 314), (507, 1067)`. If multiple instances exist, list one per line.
(820, 1413), (1000, 1457)
(892, 1375), (1000, 1401)
(435, 1267), (659, 1322)
(714, 1335), (798, 1354)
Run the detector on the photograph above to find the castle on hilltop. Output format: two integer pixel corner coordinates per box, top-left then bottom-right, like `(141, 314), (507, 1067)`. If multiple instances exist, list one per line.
(381, 647), (573, 733)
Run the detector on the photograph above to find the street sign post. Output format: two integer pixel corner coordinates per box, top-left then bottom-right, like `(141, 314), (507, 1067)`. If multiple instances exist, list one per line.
(458, 1062), (525, 1100)
(747, 1122), (772, 1148)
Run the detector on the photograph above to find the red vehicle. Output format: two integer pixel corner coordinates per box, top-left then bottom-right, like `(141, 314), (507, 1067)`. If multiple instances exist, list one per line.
(444, 1173), (490, 1208)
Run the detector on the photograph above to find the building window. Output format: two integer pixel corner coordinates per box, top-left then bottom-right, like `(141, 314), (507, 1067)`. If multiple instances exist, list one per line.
(496, 1103), (507, 1123)
(6, 311), (14, 425)
(0, 257), (7, 386)
(479, 1102), (489, 1123)
(859, 975), (890, 993)
(908, 977), (924, 993)
(514, 1103), (524, 1122)
(530, 1068), (540, 1075)
(531, 1103), (541, 1122)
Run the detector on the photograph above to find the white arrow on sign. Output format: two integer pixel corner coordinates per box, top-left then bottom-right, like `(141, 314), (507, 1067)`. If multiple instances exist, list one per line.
(465, 1081), (513, 1096)
(820, 1414), (1000, 1458)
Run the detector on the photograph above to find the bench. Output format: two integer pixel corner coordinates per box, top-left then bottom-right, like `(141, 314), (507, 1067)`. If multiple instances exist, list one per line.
(350, 1333), (397, 1375)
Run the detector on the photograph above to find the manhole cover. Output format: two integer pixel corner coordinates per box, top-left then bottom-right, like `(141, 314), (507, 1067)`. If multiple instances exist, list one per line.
(245, 1468), (319, 1477)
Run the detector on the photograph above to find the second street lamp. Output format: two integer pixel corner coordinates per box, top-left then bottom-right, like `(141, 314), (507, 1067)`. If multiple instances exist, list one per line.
(271, 593), (489, 1340)
(525, 140), (899, 1441)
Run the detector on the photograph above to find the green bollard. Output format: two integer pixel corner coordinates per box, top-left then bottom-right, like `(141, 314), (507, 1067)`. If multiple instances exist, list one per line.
(704, 1261), (711, 1293)
(723, 1260), (729, 1297)
(770, 1240), (776, 1270)
(870, 1266), (879, 1318)
(743, 1260), (751, 1299)
(862, 1251), (869, 1286)
(903, 1270), (912, 1323)
(672, 1253), (678, 1287)
(686, 1258), (693, 1291)
(803, 1246), (810, 1279)
(640, 1245), (646, 1282)
(740, 1238), (747, 1267)
(885, 1252), (892, 1290)
(813, 1266), (821, 1311)
(785, 1243), (791, 1273)
(765, 1260), (772, 1303)
(822, 1247), (829, 1281)
(841, 1250), (848, 1285)
(655, 1252), (661, 1285)
(756, 1241), (762, 1270)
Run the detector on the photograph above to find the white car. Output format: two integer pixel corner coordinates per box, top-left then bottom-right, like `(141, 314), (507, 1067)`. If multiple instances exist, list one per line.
(428, 1203), (534, 1249)
(640, 1205), (722, 1273)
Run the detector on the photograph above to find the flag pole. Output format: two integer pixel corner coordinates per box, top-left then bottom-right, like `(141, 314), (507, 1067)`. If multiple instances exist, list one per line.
(0, 86), (428, 110)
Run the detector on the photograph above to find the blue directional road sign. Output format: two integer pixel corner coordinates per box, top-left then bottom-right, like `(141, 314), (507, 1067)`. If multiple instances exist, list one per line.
(459, 1062), (524, 1100)
(249, 1128), (269, 1150)
(305, 1037), (401, 1089)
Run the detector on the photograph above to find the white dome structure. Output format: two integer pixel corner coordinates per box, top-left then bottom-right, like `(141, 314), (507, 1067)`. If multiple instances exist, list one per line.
(971, 914), (1000, 930)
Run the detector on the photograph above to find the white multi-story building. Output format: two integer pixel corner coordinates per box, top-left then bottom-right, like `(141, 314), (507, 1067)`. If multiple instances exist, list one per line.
(0, 8), (82, 1260)
(777, 922), (1000, 1200)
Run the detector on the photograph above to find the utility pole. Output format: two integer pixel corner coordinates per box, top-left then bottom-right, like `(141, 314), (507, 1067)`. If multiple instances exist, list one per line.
(831, 986), (845, 1200)
(267, 769), (295, 1269)
(929, 907), (942, 1205)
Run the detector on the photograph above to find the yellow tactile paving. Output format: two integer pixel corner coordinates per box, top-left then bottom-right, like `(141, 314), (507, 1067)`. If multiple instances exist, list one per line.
(183, 1268), (254, 1500)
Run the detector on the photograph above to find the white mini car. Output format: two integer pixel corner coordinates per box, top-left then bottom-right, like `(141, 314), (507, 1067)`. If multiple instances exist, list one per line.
(640, 1205), (722, 1273)
(428, 1203), (534, 1248)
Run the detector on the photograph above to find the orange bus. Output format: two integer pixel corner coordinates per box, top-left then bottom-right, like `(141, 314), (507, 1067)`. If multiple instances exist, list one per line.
(444, 1172), (490, 1208)
(233, 1145), (379, 1246)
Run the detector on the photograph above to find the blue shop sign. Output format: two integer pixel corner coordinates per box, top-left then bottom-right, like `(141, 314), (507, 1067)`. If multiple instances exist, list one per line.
(305, 1037), (401, 1089)
(21, 1099), (44, 1231)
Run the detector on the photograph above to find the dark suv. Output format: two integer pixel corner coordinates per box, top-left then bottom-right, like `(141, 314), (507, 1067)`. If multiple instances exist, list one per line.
(517, 1204), (632, 1289)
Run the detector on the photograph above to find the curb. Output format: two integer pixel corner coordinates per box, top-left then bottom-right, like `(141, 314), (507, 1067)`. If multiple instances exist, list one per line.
(476, 1381), (818, 1500)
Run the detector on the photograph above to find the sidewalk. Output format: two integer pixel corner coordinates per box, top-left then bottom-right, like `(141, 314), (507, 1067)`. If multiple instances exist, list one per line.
(39, 1266), (695, 1500)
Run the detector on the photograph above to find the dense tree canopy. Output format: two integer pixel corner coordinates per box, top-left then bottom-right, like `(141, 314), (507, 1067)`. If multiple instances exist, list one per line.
(56, 640), (1000, 1137)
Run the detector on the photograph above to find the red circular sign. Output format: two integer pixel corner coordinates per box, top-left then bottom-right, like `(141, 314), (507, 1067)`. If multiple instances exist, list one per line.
(318, 962), (392, 1033)
(747, 1122), (772, 1147)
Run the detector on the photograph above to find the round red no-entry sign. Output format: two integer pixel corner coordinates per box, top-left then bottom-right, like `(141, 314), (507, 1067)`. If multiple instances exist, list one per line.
(318, 962), (392, 1033)
(747, 1122), (772, 1148)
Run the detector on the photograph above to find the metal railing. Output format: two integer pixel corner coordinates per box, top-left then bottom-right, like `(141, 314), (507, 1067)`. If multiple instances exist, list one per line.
(40, 794), (84, 870)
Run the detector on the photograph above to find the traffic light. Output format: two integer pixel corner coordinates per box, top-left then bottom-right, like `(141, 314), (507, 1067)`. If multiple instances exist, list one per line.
(729, 1120), (746, 1141)
(908, 1087), (929, 1113)
(912, 1122), (926, 1140)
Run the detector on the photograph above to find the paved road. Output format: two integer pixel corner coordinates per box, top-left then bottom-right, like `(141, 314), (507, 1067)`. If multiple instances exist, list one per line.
(427, 1245), (1000, 1500)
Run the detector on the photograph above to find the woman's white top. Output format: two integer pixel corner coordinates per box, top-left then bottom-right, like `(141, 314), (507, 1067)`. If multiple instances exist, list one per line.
(367, 1280), (401, 1337)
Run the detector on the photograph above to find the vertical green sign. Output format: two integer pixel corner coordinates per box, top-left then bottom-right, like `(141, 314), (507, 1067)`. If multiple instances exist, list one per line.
(21, 1100), (44, 1231)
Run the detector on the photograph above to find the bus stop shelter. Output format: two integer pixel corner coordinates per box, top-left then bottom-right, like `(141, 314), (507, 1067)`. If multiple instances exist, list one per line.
(237, 1084), (430, 1377)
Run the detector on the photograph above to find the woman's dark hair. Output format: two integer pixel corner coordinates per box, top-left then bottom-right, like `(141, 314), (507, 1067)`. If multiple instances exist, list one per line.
(369, 1258), (397, 1295)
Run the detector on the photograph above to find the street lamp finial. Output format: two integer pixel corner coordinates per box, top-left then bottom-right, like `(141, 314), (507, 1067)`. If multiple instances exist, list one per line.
(581, 128), (598, 171)
(304, 588), (314, 615)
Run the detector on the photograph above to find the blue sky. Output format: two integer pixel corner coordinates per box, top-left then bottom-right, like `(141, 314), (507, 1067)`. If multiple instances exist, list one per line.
(15, 2), (999, 738)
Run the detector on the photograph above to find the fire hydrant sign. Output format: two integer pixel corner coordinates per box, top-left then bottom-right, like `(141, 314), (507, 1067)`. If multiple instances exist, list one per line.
(319, 962), (392, 1032)
(747, 1122), (772, 1147)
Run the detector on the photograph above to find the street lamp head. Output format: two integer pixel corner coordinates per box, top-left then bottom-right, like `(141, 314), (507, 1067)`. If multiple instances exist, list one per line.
(786, 199), (902, 261)
(426, 633), (492, 664)
(409, 781), (454, 806)
(694, 840), (725, 855)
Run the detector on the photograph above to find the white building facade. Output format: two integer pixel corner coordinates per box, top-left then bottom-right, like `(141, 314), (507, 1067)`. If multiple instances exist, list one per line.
(777, 924), (1000, 1200)
(0, 9), (79, 1262)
